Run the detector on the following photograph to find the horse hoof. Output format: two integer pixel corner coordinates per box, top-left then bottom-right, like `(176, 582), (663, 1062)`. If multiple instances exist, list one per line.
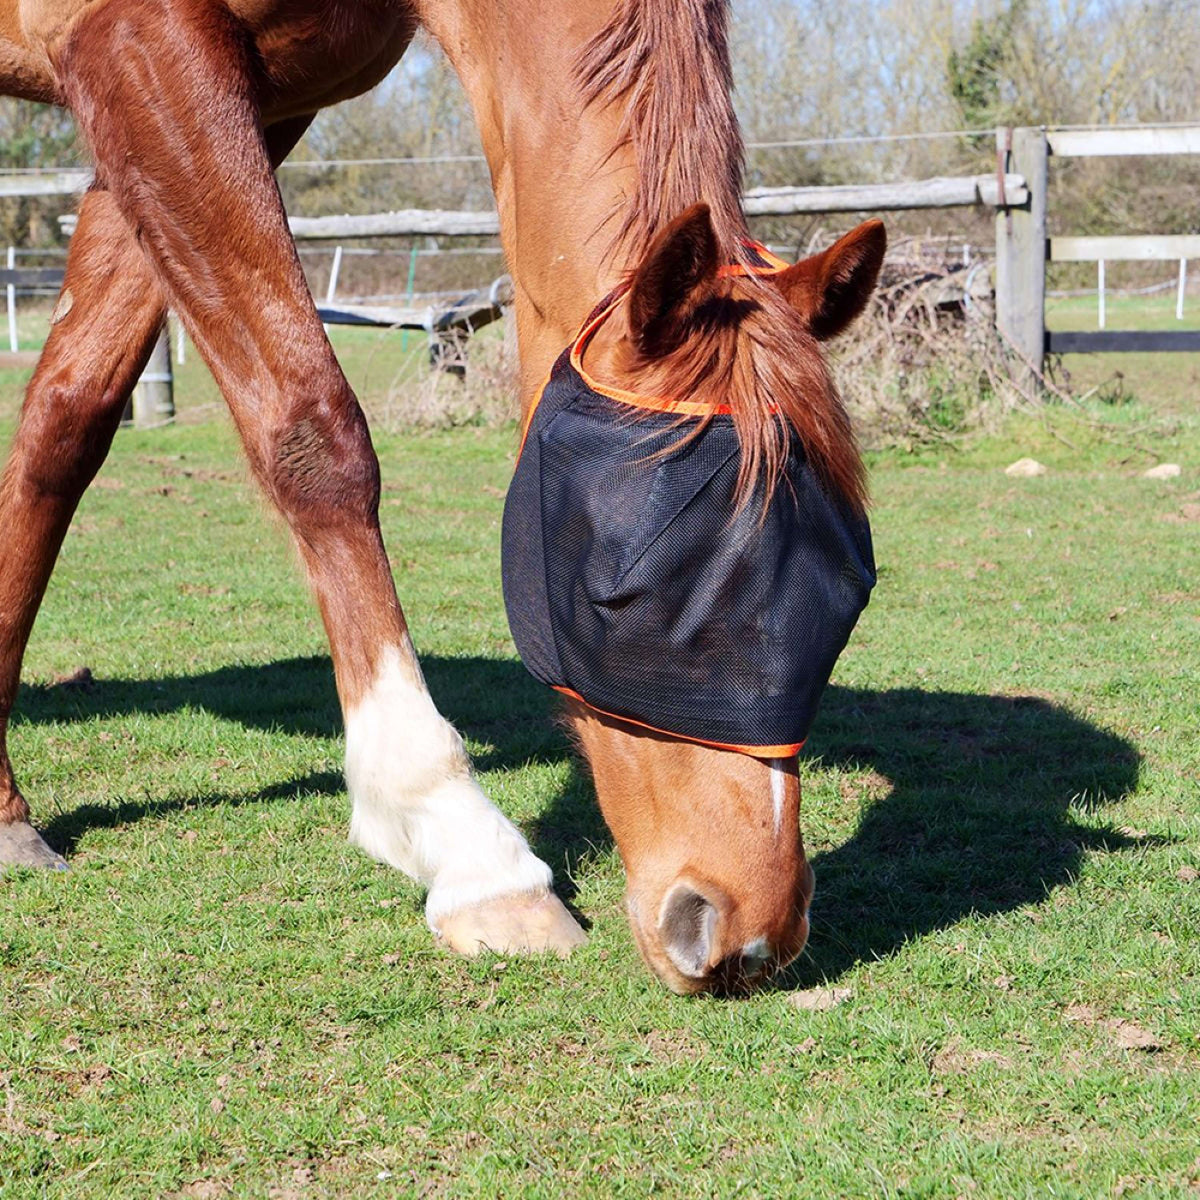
(436, 889), (587, 958)
(0, 822), (68, 871)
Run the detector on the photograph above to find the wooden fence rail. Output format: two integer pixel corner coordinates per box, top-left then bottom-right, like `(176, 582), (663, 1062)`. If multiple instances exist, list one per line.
(45, 170), (1028, 241)
(15, 126), (1199, 410)
(743, 173), (1027, 215)
(996, 123), (1200, 373)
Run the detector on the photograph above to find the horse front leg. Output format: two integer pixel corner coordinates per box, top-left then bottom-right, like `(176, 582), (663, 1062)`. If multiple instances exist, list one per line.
(46, 0), (583, 954)
(0, 188), (167, 868)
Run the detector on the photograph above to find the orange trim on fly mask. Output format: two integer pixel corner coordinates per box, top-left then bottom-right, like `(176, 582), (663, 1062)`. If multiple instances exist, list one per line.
(517, 240), (791, 457)
(553, 687), (805, 760)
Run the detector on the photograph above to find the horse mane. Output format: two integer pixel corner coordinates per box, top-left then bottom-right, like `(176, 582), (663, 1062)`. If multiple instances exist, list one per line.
(575, 0), (867, 514)
(576, 0), (745, 257)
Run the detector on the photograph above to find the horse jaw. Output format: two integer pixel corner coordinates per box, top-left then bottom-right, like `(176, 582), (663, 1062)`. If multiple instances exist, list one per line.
(563, 698), (814, 994)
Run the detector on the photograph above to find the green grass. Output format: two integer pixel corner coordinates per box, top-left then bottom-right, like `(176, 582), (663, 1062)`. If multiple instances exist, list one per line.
(1045, 291), (1200, 414)
(0, 346), (1197, 1197)
(1046, 291), (1200, 334)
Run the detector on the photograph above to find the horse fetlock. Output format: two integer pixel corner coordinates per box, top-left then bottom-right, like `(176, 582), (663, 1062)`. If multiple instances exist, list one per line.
(354, 771), (578, 956)
(0, 768), (30, 825)
(350, 770), (554, 920)
(345, 644), (561, 935)
(418, 784), (556, 927)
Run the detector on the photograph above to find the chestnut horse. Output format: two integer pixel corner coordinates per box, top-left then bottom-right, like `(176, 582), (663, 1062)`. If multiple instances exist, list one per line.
(0, 0), (884, 992)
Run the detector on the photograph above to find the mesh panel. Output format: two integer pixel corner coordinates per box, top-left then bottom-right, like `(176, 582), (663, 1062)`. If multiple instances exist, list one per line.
(502, 355), (875, 752)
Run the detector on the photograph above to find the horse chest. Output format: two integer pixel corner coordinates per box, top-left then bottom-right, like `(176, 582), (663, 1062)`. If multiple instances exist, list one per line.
(236, 0), (417, 119)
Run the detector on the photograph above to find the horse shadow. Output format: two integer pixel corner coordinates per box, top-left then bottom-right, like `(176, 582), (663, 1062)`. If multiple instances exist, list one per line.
(17, 657), (1144, 984)
(781, 685), (1146, 986)
(17, 654), (605, 859)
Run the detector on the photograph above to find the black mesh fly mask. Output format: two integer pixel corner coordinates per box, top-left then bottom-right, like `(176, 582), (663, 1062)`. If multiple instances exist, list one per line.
(501, 253), (876, 757)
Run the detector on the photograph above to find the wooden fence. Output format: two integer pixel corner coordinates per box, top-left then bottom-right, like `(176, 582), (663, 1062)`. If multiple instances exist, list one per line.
(5, 123), (1196, 421)
(995, 124), (1200, 378)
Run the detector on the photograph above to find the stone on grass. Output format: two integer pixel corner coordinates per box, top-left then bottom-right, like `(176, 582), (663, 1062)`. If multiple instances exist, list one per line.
(1142, 463), (1182, 479)
(1005, 457), (1046, 478)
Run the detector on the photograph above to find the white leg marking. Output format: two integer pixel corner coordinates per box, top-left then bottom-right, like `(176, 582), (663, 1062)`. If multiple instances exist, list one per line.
(769, 758), (788, 838)
(345, 644), (553, 928)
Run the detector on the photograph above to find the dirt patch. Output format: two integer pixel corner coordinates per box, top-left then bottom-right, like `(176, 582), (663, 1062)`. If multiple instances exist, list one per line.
(49, 1063), (112, 1090)
(266, 1165), (317, 1200)
(1062, 1005), (1164, 1052)
(640, 1029), (703, 1061)
(931, 1038), (1013, 1075)
(50, 666), (95, 692)
(837, 771), (892, 805)
(1109, 1021), (1162, 1052)
(178, 583), (231, 598)
(1160, 503), (1200, 523)
(788, 986), (854, 1012)
(178, 1183), (232, 1199)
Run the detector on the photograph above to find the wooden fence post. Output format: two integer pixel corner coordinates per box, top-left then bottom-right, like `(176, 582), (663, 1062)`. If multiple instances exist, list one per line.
(994, 126), (1048, 387)
(132, 321), (175, 427)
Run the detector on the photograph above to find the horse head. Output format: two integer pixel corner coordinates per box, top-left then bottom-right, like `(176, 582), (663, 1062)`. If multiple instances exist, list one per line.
(505, 204), (886, 993)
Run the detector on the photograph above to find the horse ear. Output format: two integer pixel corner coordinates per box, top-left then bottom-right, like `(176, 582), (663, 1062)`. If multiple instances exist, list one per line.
(627, 203), (719, 356)
(774, 219), (886, 340)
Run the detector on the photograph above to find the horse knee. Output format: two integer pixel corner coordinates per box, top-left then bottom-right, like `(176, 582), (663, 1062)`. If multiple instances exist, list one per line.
(12, 376), (129, 500)
(263, 386), (381, 527)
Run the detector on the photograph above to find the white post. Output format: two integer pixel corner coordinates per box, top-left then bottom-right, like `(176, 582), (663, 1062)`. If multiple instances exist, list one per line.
(6, 247), (16, 354)
(326, 245), (343, 305)
(1098, 259), (1106, 330)
(1177, 259), (1187, 320)
(175, 313), (186, 364)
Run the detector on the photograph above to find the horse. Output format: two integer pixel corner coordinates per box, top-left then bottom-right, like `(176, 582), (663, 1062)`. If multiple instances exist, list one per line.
(0, 0), (884, 994)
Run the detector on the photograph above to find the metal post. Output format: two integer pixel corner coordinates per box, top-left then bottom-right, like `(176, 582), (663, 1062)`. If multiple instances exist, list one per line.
(132, 323), (174, 428)
(1178, 259), (1187, 320)
(401, 243), (419, 352)
(1098, 260), (1106, 329)
(6, 247), (17, 354)
(995, 126), (1048, 387)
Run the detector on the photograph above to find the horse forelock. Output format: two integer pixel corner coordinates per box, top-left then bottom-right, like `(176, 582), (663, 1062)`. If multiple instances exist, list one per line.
(731, 276), (867, 516)
(606, 275), (868, 516)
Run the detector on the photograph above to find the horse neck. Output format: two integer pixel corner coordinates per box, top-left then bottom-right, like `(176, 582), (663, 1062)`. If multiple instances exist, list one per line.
(420, 1), (745, 405)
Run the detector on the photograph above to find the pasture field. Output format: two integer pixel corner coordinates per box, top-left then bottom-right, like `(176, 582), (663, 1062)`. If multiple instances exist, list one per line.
(1044, 292), (1200, 415)
(0, 308), (514, 435)
(0, 339), (1198, 1197)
